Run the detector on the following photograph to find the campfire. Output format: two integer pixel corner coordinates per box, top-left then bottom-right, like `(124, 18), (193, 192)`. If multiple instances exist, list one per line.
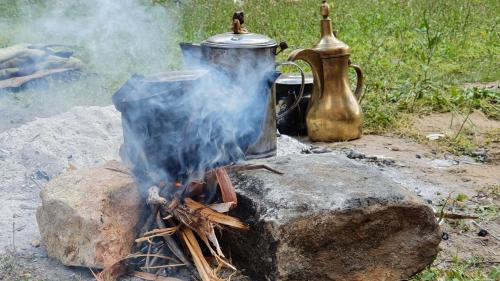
(31, 3), (445, 281)
(93, 164), (282, 281)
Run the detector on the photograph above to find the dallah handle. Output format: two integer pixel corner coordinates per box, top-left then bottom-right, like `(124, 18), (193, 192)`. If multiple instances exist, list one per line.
(349, 61), (364, 101)
(275, 61), (306, 120)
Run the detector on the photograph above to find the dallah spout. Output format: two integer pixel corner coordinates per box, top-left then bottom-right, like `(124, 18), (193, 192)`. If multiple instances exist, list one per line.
(288, 49), (324, 99)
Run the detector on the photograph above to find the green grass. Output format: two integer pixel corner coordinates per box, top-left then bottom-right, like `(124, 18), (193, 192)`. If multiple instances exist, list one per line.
(1, 0), (498, 133)
(411, 257), (500, 281)
(168, 0), (500, 132)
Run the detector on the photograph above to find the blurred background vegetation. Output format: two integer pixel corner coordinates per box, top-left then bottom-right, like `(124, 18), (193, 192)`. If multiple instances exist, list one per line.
(1, 0), (498, 132)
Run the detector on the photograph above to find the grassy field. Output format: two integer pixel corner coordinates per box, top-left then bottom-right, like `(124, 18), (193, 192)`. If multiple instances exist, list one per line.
(1, 0), (498, 130)
(165, 0), (500, 156)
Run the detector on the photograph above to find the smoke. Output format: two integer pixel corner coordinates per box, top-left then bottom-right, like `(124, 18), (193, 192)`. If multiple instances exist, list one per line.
(1, 0), (278, 193)
(0, 0), (178, 131)
(116, 48), (279, 190)
(2, 0), (178, 78)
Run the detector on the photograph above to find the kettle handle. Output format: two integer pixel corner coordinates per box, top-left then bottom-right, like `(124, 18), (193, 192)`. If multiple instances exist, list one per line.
(275, 61), (306, 120)
(349, 61), (364, 101)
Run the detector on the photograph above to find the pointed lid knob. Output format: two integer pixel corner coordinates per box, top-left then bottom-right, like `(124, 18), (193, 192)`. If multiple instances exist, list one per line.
(314, 1), (350, 57)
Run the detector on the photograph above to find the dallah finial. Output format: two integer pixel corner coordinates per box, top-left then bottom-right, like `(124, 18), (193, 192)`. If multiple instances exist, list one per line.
(320, 1), (330, 20)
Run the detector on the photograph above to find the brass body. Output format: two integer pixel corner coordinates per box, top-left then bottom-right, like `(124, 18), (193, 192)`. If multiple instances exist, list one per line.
(288, 1), (364, 142)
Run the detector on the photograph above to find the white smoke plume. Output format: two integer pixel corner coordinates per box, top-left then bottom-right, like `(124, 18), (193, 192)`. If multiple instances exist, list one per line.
(1, 0), (178, 79)
(1, 0), (279, 195)
(0, 0), (179, 130)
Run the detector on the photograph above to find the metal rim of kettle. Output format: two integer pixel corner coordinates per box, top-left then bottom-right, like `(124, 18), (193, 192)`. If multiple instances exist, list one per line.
(276, 73), (314, 85)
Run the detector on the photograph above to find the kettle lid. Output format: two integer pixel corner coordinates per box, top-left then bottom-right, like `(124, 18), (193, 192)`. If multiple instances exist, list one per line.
(203, 32), (277, 49)
(202, 11), (277, 49)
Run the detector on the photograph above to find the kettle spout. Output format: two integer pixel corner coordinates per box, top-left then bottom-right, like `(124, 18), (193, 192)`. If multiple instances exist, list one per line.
(179, 42), (204, 69)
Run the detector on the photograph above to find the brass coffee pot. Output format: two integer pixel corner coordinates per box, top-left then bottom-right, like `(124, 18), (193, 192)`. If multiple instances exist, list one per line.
(288, 1), (364, 142)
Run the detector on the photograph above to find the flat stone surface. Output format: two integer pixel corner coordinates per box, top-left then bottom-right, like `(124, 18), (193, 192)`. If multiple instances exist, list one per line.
(36, 161), (144, 268)
(226, 153), (441, 281)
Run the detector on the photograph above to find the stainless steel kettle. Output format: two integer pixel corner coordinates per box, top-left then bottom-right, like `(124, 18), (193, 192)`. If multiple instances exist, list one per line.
(180, 12), (305, 159)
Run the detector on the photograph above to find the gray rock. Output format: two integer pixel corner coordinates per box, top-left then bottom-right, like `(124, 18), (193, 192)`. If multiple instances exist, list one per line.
(471, 148), (488, 162)
(36, 161), (144, 268)
(346, 149), (365, 159)
(225, 154), (441, 281)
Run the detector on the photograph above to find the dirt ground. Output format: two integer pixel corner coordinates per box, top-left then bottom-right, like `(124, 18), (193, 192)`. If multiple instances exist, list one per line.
(0, 107), (499, 280)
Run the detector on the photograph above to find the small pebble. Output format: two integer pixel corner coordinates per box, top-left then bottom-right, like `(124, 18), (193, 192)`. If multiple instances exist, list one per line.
(31, 239), (41, 247)
(478, 229), (488, 237)
(346, 150), (365, 159)
(426, 133), (445, 141)
(442, 232), (449, 240)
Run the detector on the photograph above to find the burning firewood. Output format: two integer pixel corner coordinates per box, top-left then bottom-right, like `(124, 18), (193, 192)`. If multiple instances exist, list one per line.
(135, 227), (179, 244)
(183, 198), (249, 231)
(214, 168), (237, 209)
(94, 164), (281, 281)
(179, 227), (225, 281)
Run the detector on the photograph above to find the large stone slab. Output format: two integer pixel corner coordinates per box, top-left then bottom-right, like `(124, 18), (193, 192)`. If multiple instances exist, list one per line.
(226, 153), (441, 281)
(36, 161), (143, 268)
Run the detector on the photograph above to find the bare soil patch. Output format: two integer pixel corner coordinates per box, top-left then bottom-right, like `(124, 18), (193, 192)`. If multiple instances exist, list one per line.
(411, 111), (500, 163)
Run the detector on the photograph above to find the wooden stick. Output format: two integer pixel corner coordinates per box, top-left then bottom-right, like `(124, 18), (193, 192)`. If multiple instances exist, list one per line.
(214, 168), (237, 209)
(139, 264), (185, 269)
(435, 212), (479, 220)
(222, 164), (284, 175)
(178, 227), (223, 281)
(145, 243), (152, 273)
(155, 213), (196, 274)
(136, 227), (178, 243)
(184, 198), (249, 230)
(132, 271), (186, 281)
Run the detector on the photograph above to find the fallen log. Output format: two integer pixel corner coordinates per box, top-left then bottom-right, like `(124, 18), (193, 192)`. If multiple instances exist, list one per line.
(0, 67), (19, 80)
(0, 68), (79, 90)
(0, 44), (31, 63)
(0, 44), (83, 90)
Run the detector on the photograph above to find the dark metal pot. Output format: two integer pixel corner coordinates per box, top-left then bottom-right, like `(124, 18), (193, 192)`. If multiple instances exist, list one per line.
(179, 12), (305, 159)
(112, 70), (217, 185)
(275, 73), (314, 136)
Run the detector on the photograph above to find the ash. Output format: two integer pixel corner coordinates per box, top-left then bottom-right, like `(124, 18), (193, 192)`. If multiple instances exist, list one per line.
(0, 106), (122, 253)
(276, 134), (311, 156)
(0, 105), (311, 255)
